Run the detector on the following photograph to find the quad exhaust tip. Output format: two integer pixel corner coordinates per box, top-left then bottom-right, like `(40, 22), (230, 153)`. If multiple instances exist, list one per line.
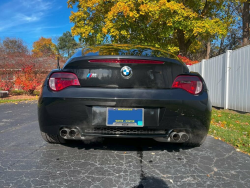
(69, 129), (79, 138)
(179, 132), (189, 142)
(60, 128), (80, 139)
(170, 132), (181, 142)
(60, 128), (69, 138)
(170, 132), (189, 142)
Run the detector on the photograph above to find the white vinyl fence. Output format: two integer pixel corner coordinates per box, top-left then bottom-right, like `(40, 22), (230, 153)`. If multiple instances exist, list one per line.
(188, 45), (250, 112)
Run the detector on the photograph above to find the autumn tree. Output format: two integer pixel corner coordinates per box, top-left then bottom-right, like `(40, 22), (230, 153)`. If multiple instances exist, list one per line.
(230, 0), (250, 47)
(68, 0), (230, 56)
(0, 38), (29, 91)
(57, 31), (78, 57)
(207, 0), (249, 57)
(32, 37), (57, 57)
(187, 1), (241, 60)
(1, 37), (29, 55)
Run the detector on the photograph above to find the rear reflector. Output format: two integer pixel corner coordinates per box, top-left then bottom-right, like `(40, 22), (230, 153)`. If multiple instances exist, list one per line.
(49, 72), (80, 91)
(89, 59), (164, 64)
(172, 75), (202, 95)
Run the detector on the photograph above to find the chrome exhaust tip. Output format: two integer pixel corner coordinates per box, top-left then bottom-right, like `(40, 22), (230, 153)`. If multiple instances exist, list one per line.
(60, 128), (69, 138)
(179, 132), (189, 142)
(68, 129), (79, 138)
(170, 132), (180, 142)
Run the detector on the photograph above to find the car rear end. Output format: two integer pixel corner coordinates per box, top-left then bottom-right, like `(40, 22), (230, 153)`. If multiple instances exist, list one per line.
(38, 45), (212, 146)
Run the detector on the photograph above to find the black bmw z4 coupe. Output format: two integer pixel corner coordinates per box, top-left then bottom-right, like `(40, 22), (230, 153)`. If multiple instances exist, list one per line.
(38, 44), (212, 146)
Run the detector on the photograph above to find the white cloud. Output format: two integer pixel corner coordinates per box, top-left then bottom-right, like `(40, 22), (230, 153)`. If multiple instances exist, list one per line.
(0, 0), (71, 47)
(16, 13), (41, 22)
(0, 0), (53, 31)
(19, 0), (52, 11)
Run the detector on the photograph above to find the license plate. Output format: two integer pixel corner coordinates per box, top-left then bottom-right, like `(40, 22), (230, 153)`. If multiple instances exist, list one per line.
(106, 108), (144, 127)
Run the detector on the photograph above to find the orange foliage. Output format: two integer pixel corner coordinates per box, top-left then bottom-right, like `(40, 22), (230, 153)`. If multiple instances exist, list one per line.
(14, 65), (41, 94)
(0, 52), (57, 94)
(178, 55), (199, 65)
(32, 37), (57, 58)
(0, 81), (14, 91)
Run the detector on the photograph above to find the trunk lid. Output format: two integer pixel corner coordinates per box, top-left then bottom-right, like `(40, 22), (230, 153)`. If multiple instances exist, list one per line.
(63, 56), (188, 89)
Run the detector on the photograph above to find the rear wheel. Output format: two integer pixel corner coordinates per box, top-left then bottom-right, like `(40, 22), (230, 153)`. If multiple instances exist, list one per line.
(40, 131), (67, 144)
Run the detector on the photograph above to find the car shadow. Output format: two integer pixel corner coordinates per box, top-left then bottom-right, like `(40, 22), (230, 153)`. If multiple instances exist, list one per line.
(133, 176), (169, 188)
(62, 137), (194, 152)
(62, 138), (174, 188)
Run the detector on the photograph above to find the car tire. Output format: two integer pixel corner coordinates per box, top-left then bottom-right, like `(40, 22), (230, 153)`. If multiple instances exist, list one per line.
(40, 131), (67, 144)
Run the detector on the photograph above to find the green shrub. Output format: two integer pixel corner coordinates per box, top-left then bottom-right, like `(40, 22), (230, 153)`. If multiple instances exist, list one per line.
(9, 90), (40, 96)
(10, 90), (26, 96)
(33, 90), (40, 96)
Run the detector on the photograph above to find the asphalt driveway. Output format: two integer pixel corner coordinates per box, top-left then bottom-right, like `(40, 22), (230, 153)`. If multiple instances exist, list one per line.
(0, 101), (249, 188)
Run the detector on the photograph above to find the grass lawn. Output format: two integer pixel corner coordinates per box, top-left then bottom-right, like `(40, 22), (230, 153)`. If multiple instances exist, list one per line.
(210, 108), (250, 155)
(0, 99), (37, 104)
(0, 95), (38, 104)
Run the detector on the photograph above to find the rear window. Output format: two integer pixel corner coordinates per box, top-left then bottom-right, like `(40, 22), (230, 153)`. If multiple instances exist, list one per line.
(74, 44), (176, 59)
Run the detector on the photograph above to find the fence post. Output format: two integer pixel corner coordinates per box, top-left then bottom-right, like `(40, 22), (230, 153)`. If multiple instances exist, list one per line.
(224, 50), (232, 109)
(201, 59), (206, 78)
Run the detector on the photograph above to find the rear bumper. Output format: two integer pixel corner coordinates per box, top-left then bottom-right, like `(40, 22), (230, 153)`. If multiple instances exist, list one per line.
(38, 87), (212, 141)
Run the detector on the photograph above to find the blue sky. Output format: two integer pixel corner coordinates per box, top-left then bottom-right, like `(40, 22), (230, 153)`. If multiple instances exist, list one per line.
(0, 0), (77, 49)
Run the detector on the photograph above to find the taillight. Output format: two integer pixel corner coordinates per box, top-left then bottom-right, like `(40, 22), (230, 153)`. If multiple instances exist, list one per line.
(49, 72), (80, 91)
(89, 59), (164, 64)
(172, 75), (202, 95)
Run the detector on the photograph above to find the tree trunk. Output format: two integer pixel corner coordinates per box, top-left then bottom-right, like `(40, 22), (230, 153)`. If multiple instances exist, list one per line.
(177, 29), (197, 56)
(177, 29), (187, 56)
(242, 0), (249, 46)
(206, 41), (211, 59)
(218, 37), (225, 55)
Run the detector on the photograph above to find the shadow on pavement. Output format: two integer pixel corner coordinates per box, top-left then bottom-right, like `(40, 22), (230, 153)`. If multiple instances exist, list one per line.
(133, 176), (169, 188)
(62, 137), (194, 152)
(59, 138), (184, 187)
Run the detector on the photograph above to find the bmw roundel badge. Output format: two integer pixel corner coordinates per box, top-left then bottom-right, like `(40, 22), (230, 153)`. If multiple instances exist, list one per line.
(121, 66), (133, 79)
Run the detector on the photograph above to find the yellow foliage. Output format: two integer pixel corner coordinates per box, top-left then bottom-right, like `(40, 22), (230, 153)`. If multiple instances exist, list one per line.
(67, 0), (229, 53)
(167, 47), (179, 54)
(32, 37), (57, 57)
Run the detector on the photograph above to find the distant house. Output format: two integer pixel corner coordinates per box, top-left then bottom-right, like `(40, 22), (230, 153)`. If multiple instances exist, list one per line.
(0, 56), (65, 90)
